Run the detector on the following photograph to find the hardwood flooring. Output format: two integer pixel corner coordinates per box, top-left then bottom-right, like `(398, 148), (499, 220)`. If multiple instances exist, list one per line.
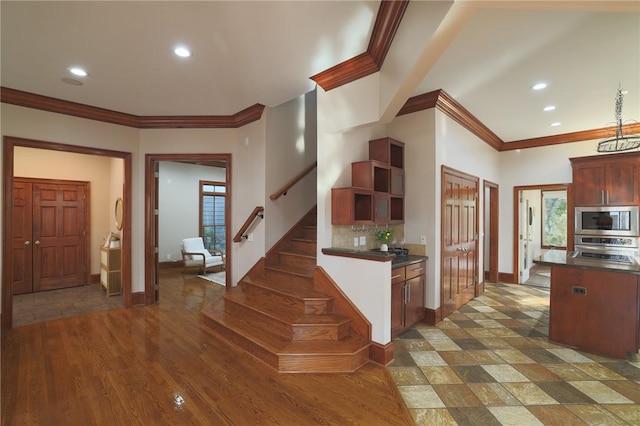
(1, 269), (412, 425)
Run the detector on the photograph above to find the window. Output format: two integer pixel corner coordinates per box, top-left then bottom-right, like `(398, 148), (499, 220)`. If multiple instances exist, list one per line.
(200, 181), (226, 253)
(541, 190), (567, 248)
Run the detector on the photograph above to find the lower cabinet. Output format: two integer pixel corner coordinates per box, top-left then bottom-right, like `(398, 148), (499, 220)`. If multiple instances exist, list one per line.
(391, 261), (426, 337)
(549, 265), (639, 359)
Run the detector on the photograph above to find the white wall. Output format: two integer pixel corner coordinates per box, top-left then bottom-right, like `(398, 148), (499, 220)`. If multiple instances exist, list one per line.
(158, 161), (225, 262)
(265, 91), (317, 249)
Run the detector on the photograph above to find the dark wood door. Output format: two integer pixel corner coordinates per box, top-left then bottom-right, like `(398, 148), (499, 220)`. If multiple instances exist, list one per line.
(12, 179), (88, 294)
(11, 181), (34, 294)
(442, 168), (478, 319)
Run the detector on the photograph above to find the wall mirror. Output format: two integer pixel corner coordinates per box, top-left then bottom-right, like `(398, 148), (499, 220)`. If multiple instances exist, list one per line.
(115, 197), (124, 230)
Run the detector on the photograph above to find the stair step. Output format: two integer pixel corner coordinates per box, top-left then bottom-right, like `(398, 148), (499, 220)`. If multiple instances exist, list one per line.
(289, 238), (316, 255)
(296, 226), (317, 241)
(224, 291), (351, 340)
(275, 251), (316, 270)
(202, 300), (370, 373)
(241, 276), (334, 315)
(262, 267), (315, 287)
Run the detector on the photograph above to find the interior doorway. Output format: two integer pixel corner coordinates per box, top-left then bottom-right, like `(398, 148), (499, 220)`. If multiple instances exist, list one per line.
(513, 184), (568, 285)
(2, 136), (132, 330)
(144, 153), (232, 303)
(483, 180), (499, 285)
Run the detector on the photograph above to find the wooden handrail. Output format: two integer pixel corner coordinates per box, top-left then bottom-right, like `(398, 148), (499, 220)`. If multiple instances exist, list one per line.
(269, 161), (317, 201)
(233, 206), (265, 242)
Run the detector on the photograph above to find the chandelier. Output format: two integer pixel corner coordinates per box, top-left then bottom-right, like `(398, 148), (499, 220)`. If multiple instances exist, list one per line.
(597, 87), (640, 152)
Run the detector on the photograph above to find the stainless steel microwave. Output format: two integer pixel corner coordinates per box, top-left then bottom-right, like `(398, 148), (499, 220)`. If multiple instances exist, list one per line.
(575, 206), (640, 237)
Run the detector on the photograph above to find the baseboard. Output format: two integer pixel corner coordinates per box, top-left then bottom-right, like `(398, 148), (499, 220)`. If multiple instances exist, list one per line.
(369, 341), (395, 366)
(159, 261), (182, 270)
(424, 307), (441, 326)
(90, 273), (99, 284)
(131, 292), (146, 306)
(498, 272), (516, 284)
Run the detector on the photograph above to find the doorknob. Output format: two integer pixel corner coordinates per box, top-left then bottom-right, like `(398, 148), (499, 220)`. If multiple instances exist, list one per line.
(24, 240), (31, 245)
(34, 240), (41, 245)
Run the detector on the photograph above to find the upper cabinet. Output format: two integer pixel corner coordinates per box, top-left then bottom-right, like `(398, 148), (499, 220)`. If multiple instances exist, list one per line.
(571, 152), (640, 206)
(332, 138), (405, 225)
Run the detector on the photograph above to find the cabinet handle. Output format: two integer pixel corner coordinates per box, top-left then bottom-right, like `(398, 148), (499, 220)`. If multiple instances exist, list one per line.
(34, 240), (41, 245)
(24, 240), (31, 246)
(391, 274), (402, 280)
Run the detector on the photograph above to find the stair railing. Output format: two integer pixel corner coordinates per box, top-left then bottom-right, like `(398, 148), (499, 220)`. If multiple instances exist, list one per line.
(269, 161), (317, 201)
(233, 206), (265, 242)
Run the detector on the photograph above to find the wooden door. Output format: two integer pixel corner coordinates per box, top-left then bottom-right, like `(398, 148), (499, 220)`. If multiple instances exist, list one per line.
(11, 181), (34, 294)
(441, 167), (478, 319)
(12, 179), (88, 294)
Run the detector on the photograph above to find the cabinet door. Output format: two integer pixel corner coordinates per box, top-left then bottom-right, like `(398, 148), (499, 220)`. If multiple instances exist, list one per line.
(405, 276), (425, 328)
(605, 162), (637, 205)
(391, 281), (405, 337)
(573, 163), (605, 206)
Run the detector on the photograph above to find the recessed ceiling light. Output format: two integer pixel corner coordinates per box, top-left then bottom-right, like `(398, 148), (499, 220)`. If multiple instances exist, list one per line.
(551, 122), (561, 127)
(543, 105), (556, 111)
(531, 82), (547, 90)
(68, 67), (88, 77)
(174, 46), (191, 58)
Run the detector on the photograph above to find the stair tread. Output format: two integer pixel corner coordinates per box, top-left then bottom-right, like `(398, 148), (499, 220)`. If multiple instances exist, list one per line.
(242, 276), (330, 300)
(225, 291), (350, 325)
(203, 301), (367, 354)
(278, 250), (316, 259)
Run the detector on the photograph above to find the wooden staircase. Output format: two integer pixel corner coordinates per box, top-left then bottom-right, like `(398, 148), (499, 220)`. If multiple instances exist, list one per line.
(201, 206), (371, 373)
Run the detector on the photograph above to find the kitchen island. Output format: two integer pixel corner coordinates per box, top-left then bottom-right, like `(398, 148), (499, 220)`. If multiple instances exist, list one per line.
(534, 250), (640, 359)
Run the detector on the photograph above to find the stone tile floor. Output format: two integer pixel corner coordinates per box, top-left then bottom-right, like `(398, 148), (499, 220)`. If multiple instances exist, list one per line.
(390, 282), (640, 425)
(12, 283), (124, 327)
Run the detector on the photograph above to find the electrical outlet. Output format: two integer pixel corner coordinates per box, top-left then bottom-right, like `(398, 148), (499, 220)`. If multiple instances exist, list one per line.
(354, 237), (359, 248)
(166, 253), (171, 260)
(420, 236), (427, 244)
(359, 236), (366, 246)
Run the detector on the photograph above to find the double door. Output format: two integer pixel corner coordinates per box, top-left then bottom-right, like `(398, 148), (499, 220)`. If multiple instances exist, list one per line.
(12, 178), (88, 294)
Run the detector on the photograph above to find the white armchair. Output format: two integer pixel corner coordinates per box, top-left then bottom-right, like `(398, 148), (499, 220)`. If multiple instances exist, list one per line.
(181, 237), (225, 274)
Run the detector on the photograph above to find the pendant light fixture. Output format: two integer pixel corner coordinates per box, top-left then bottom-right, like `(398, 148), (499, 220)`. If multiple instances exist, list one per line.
(597, 87), (640, 153)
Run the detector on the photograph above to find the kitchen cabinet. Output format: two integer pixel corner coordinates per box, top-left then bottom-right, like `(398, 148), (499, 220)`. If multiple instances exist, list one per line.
(549, 265), (639, 359)
(100, 246), (122, 296)
(571, 153), (640, 206)
(332, 138), (404, 225)
(391, 260), (426, 337)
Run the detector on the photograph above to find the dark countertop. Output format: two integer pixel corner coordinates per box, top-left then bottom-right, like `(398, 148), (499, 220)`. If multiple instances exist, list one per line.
(321, 247), (427, 267)
(534, 249), (640, 275)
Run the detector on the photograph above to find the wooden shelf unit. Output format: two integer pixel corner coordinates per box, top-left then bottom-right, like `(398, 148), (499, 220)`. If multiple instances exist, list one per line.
(332, 138), (405, 225)
(100, 246), (122, 296)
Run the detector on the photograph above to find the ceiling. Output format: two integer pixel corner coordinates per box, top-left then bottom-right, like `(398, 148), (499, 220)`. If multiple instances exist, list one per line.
(2, 1), (639, 143)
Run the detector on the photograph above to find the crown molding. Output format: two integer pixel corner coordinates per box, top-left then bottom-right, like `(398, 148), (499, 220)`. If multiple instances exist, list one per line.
(1, 87), (140, 127)
(501, 122), (640, 151)
(310, 0), (409, 91)
(1, 87), (264, 129)
(397, 89), (640, 152)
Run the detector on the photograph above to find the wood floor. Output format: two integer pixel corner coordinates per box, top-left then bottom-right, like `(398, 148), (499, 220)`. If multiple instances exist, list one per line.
(1, 269), (412, 425)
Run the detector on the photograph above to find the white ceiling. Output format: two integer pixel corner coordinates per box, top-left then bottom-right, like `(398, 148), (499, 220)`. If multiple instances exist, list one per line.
(2, 1), (639, 143)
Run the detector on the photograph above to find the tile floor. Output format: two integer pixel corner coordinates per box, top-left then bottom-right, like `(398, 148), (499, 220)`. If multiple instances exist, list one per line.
(390, 282), (640, 425)
(12, 283), (124, 327)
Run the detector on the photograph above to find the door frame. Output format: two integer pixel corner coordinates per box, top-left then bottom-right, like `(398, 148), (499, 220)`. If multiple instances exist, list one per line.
(512, 183), (569, 285)
(483, 180), (499, 285)
(144, 153), (232, 304)
(2, 136), (132, 330)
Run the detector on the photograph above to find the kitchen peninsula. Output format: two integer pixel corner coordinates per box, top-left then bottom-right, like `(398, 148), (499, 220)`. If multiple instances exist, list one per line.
(534, 250), (640, 359)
